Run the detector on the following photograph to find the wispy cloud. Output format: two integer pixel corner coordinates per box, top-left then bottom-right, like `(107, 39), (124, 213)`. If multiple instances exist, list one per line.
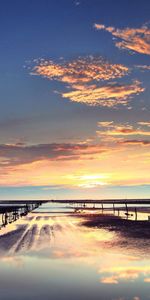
(31, 56), (144, 108)
(135, 65), (150, 70)
(62, 80), (144, 107)
(101, 127), (150, 136)
(74, 0), (81, 6)
(118, 139), (150, 146)
(98, 121), (113, 127)
(32, 56), (129, 84)
(0, 136), (149, 187)
(97, 121), (150, 147)
(0, 142), (108, 167)
(94, 23), (150, 55)
(97, 121), (150, 136)
(138, 121), (150, 127)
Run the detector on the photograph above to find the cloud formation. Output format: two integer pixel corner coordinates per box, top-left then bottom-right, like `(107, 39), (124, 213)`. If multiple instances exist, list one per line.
(0, 142), (108, 167)
(97, 121), (150, 136)
(33, 56), (129, 84)
(94, 24), (150, 55)
(138, 121), (150, 127)
(97, 121), (150, 146)
(102, 127), (150, 136)
(0, 135), (149, 187)
(31, 56), (144, 108)
(135, 65), (150, 70)
(118, 139), (150, 146)
(62, 80), (144, 107)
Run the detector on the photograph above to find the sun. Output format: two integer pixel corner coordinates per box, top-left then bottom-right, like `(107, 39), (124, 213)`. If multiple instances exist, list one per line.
(77, 173), (109, 188)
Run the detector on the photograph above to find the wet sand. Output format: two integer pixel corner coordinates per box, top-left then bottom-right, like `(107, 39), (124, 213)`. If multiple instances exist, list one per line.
(79, 213), (150, 239)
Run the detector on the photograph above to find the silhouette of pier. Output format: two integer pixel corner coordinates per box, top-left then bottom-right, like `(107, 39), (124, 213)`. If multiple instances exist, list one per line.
(0, 198), (150, 229)
(50, 198), (150, 220)
(0, 200), (47, 229)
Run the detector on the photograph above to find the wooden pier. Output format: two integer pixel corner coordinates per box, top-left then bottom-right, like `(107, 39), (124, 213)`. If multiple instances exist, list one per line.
(0, 199), (150, 228)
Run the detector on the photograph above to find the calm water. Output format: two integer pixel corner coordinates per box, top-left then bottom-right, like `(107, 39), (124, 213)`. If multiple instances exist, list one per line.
(0, 203), (150, 300)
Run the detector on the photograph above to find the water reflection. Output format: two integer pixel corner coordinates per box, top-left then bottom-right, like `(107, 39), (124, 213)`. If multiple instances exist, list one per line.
(0, 204), (149, 300)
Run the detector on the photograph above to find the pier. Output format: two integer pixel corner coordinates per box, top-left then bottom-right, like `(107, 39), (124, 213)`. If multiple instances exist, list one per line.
(50, 198), (150, 220)
(0, 199), (150, 229)
(0, 200), (47, 229)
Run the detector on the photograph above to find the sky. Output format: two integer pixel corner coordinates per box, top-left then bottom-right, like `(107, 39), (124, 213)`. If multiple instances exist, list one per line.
(0, 0), (150, 200)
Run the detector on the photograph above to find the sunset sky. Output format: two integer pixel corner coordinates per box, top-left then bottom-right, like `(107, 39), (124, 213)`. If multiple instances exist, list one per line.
(0, 0), (150, 199)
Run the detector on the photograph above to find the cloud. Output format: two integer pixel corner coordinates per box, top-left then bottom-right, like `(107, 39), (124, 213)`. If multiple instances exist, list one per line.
(98, 121), (114, 127)
(144, 278), (150, 282)
(97, 122), (150, 136)
(0, 142), (108, 167)
(74, 0), (80, 6)
(103, 128), (150, 136)
(138, 121), (150, 127)
(97, 121), (150, 147)
(94, 23), (150, 55)
(32, 56), (129, 85)
(101, 276), (118, 284)
(0, 136), (149, 187)
(118, 139), (150, 146)
(135, 65), (150, 70)
(62, 80), (144, 107)
(31, 56), (143, 108)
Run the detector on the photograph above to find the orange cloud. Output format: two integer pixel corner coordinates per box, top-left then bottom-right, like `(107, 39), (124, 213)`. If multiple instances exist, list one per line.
(32, 56), (129, 84)
(144, 278), (150, 282)
(1, 119), (150, 188)
(98, 121), (114, 127)
(97, 122), (150, 137)
(104, 128), (150, 136)
(0, 142), (108, 167)
(94, 24), (150, 55)
(31, 56), (145, 108)
(138, 121), (150, 127)
(0, 141), (150, 187)
(101, 276), (118, 284)
(118, 139), (150, 146)
(62, 80), (144, 107)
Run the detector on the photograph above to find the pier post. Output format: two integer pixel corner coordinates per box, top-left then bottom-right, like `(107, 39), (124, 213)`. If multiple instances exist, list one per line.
(135, 207), (137, 220)
(125, 203), (128, 219)
(113, 202), (115, 214)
